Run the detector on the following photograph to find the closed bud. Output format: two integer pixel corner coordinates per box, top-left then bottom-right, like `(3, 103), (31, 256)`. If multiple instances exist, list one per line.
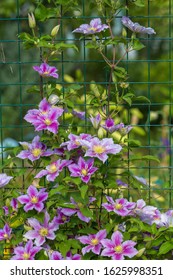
(28, 12), (36, 29)
(136, 248), (146, 257)
(122, 27), (127, 37)
(48, 94), (59, 105)
(51, 25), (60, 37)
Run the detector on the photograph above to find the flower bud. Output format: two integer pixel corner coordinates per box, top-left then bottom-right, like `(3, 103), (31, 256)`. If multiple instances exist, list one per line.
(28, 12), (36, 29)
(48, 94), (59, 105)
(136, 248), (146, 257)
(51, 25), (60, 37)
(122, 27), (127, 37)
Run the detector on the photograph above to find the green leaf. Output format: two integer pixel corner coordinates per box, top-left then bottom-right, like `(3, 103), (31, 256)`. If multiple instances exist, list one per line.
(80, 207), (93, 218)
(141, 155), (160, 163)
(122, 96), (132, 106)
(124, 139), (141, 147)
(132, 38), (145, 51)
(158, 241), (173, 255)
(79, 185), (88, 199)
(134, 96), (151, 103)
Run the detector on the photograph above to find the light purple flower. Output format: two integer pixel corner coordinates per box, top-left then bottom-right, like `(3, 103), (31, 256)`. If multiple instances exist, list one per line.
(73, 18), (109, 34)
(68, 157), (98, 184)
(60, 133), (92, 151)
(101, 119), (124, 134)
(121, 16), (156, 35)
(24, 212), (59, 246)
(35, 159), (71, 182)
(17, 185), (48, 212)
(55, 208), (70, 224)
(102, 196), (135, 216)
(0, 173), (13, 188)
(134, 176), (148, 186)
(11, 240), (42, 260)
(118, 124), (133, 135)
(61, 197), (96, 223)
(72, 110), (85, 120)
(49, 250), (81, 260)
(135, 205), (161, 226)
(0, 224), (12, 241)
(33, 62), (59, 78)
(90, 114), (102, 129)
(80, 137), (122, 163)
(77, 229), (107, 255)
(116, 179), (128, 187)
(3, 206), (9, 216)
(10, 198), (18, 211)
(17, 135), (53, 162)
(24, 98), (63, 134)
(101, 231), (138, 260)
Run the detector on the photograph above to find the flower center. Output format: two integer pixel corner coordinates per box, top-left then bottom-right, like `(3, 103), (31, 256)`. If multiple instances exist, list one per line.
(30, 196), (38, 204)
(62, 216), (67, 221)
(3, 233), (9, 239)
(81, 169), (88, 176)
(77, 202), (83, 208)
(44, 118), (52, 125)
(114, 245), (123, 254)
(89, 27), (97, 32)
(93, 145), (105, 154)
(115, 203), (123, 210)
(22, 252), (30, 260)
(32, 148), (42, 157)
(39, 227), (48, 236)
(43, 71), (50, 75)
(91, 238), (99, 245)
(49, 164), (57, 173)
(75, 140), (80, 146)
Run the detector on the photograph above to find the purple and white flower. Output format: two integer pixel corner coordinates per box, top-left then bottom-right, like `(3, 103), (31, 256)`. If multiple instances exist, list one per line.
(101, 231), (138, 260)
(24, 212), (59, 246)
(102, 196), (135, 216)
(90, 114), (102, 129)
(0, 173), (13, 188)
(61, 197), (96, 223)
(121, 16), (156, 35)
(33, 62), (59, 78)
(35, 159), (71, 182)
(17, 135), (53, 162)
(49, 250), (81, 260)
(72, 110), (86, 120)
(68, 157), (98, 184)
(61, 133), (92, 151)
(24, 98), (63, 134)
(77, 229), (107, 255)
(73, 18), (109, 34)
(17, 185), (48, 212)
(10, 198), (18, 211)
(80, 137), (122, 163)
(0, 224), (12, 241)
(55, 208), (70, 224)
(11, 240), (42, 260)
(135, 205), (161, 225)
(101, 119), (124, 134)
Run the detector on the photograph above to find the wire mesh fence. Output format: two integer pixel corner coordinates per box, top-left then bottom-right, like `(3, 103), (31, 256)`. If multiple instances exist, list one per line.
(0, 0), (173, 227)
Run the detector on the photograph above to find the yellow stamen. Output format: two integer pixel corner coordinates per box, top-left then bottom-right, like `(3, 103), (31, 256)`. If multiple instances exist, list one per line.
(49, 164), (57, 173)
(22, 252), (30, 260)
(93, 145), (105, 154)
(81, 169), (88, 176)
(44, 118), (52, 125)
(3, 233), (8, 239)
(114, 245), (123, 254)
(91, 238), (99, 245)
(89, 27), (97, 31)
(115, 203), (123, 210)
(77, 202), (83, 208)
(30, 196), (38, 204)
(39, 227), (48, 236)
(32, 148), (42, 157)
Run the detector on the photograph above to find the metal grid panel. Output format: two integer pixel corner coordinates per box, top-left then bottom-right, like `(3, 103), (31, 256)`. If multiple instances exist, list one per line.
(0, 0), (172, 213)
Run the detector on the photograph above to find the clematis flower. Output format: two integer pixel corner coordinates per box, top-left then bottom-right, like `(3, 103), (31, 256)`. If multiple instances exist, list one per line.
(79, 137), (122, 163)
(33, 62), (59, 78)
(121, 16), (156, 35)
(102, 196), (135, 216)
(73, 18), (109, 34)
(49, 250), (81, 260)
(17, 185), (48, 212)
(61, 197), (96, 223)
(101, 119), (124, 134)
(3, 206), (9, 216)
(10, 198), (18, 211)
(72, 110), (86, 120)
(17, 135), (53, 162)
(0, 224), (12, 241)
(101, 231), (138, 260)
(60, 133), (92, 151)
(24, 98), (63, 134)
(55, 208), (70, 224)
(135, 205), (161, 225)
(35, 159), (71, 182)
(24, 212), (59, 246)
(68, 157), (98, 183)
(11, 240), (42, 260)
(89, 114), (102, 129)
(77, 229), (107, 255)
(0, 173), (13, 188)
